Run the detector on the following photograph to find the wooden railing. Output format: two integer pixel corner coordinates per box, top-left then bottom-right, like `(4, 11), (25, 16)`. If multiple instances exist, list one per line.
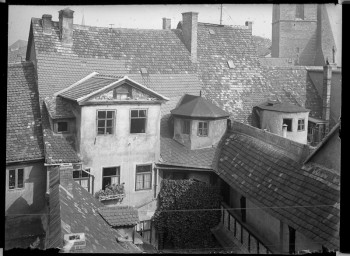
(220, 203), (273, 254)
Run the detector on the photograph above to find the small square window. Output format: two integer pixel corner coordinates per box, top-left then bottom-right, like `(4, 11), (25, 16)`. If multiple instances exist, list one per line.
(283, 119), (293, 132)
(198, 121), (209, 136)
(182, 120), (190, 134)
(57, 122), (68, 133)
(298, 119), (305, 131)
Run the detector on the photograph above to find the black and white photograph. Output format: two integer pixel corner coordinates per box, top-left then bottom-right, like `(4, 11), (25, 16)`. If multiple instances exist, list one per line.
(6, 3), (341, 254)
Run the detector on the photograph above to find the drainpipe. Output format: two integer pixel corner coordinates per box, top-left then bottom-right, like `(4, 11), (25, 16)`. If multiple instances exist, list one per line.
(282, 124), (287, 138)
(322, 63), (332, 133)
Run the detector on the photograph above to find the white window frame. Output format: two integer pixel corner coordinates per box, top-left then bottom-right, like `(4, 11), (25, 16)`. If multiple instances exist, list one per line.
(297, 119), (305, 131)
(198, 121), (209, 137)
(97, 110), (115, 135)
(135, 164), (152, 191)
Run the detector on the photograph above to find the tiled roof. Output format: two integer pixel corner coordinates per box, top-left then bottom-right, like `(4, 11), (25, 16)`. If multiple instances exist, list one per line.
(41, 103), (80, 164)
(260, 66), (324, 119)
(47, 166), (141, 253)
(255, 100), (309, 113)
(98, 206), (139, 227)
(34, 54), (127, 99)
(44, 96), (75, 119)
(217, 130), (340, 250)
(8, 40), (27, 63)
(7, 62), (45, 163)
(171, 94), (230, 118)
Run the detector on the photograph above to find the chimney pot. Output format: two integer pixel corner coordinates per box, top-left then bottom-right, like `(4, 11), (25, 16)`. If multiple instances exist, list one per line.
(42, 14), (52, 35)
(59, 8), (74, 45)
(162, 18), (171, 30)
(181, 12), (199, 63)
(245, 21), (253, 32)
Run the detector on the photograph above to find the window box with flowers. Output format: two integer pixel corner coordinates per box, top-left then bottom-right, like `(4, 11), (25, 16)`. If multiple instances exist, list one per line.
(94, 182), (126, 202)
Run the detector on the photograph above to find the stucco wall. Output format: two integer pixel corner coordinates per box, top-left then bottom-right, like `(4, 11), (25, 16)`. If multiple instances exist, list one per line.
(259, 110), (309, 144)
(174, 118), (226, 150)
(6, 161), (46, 215)
(79, 103), (161, 206)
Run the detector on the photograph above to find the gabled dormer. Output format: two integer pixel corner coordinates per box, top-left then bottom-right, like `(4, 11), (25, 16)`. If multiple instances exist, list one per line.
(170, 94), (229, 150)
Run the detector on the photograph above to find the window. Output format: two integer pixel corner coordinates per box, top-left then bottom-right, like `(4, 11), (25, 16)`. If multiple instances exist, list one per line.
(298, 119), (305, 131)
(283, 119), (292, 132)
(296, 4), (304, 19)
(130, 109), (147, 133)
(97, 110), (115, 135)
(102, 167), (120, 190)
(135, 164), (152, 191)
(136, 220), (152, 244)
(198, 121), (209, 136)
(57, 121), (68, 133)
(8, 168), (24, 190)
(113, 86), (131, 100)
(182, 120), (190, 134)
(240, 196), (246, 223)
(73, 169), (90, 192)
(289, 226), (296, 254)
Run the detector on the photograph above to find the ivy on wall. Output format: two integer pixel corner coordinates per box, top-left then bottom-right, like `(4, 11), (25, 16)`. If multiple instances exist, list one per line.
(153, 179), (222, 249)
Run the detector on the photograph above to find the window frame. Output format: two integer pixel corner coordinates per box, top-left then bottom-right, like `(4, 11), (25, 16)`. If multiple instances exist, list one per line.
(96, 110), (115, 136)
(182, 119), (191, 135)
(297, 119), (305, 131)
(135, 164), (152, 191)
(197, 121), (209, 137)
(56, 121), (69, 133)
(136, 220), (152, 244)
(130, 109), (147, 134)
(102, 166), (120, 190)
(8, 168), (24, 190)
(283, 118), (293, 132)
(73, 168), (90, 192)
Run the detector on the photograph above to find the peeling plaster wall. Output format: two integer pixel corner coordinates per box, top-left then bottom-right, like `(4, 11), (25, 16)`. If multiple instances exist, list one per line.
(79, 103), (161, 206)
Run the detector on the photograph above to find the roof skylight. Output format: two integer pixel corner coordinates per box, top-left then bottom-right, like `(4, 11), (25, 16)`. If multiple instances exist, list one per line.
(227, 60), (235, 69)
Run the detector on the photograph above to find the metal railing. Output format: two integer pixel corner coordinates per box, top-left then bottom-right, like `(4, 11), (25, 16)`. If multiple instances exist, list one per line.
(220, 203), (272, 254)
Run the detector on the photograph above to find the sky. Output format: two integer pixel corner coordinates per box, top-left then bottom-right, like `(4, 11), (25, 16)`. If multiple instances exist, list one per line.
(8, 4), (341, 48)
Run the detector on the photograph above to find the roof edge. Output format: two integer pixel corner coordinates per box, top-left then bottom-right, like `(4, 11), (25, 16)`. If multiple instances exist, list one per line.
(55, 72), (99, 97)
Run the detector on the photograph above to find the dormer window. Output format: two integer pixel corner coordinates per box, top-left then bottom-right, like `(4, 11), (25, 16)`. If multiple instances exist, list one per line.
(57, 121), (68, 133)
(227, 60), (235, 69)
(198, 121), (209, 136)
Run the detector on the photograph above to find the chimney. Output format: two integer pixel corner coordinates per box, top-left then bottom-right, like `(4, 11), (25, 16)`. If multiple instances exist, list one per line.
(59, 8), (74, 45)
(282, 124), (287, 138)
(162, 18), (171, 30)
(181, 12), (198, 63)
(322, 63), (332, 131)
(59, 166), (74, 195)
(42, 14), (52, 35)
(245, 21), (253, 33)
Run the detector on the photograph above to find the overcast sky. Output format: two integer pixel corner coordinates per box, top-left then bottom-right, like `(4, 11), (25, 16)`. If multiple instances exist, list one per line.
(8, 4), (341, 47)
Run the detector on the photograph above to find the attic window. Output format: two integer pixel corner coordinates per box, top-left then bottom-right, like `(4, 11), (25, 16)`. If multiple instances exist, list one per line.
(283, 118), (293, 132)
(56, 121), (69, 133)
(227, 60), (235, 69)
(209, 29), (215, 35)
(140, 68), (148, 74)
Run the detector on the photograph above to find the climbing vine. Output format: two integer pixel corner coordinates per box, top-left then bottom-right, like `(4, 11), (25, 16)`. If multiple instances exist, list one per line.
(153, 179), (222, 249)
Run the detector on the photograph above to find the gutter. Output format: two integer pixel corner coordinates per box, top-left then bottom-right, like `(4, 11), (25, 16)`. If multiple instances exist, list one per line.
(6, 157), (45, 165)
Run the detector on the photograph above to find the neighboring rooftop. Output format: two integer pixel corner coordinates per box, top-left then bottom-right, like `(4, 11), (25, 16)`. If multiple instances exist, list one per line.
(44, 96), (75, 119)
(255, 100), (310, 113)
(98, 206), (139, 227)
(47, 166), (141, 253)
(7, 62), (44, 163)
(8, 40), (27, 63)
(216, 123), (340, 250)
(171, 94), (230, 119)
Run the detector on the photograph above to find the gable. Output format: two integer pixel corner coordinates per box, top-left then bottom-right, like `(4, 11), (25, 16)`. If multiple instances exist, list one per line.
(88, 82), (159, 102)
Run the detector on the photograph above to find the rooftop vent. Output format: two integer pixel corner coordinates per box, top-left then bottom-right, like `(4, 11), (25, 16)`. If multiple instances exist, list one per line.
(209, 29), (215, 35)
(227, 60), (235, 69)
(140, 68), (148, 74)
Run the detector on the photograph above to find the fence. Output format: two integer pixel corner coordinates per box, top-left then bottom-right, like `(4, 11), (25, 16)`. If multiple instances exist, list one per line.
(220, 203), (272, 254)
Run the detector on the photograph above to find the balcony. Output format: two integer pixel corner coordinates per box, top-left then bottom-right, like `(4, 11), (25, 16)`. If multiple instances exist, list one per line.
(94, 183), (125, 203)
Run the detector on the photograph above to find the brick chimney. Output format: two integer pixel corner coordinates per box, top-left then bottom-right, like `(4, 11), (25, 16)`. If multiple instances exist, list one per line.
(59, 8), (74, 45)
(322, 63), (332, 131)
(182, 12), (198, 63)
(245, 21), (253, 34)
(162, 18), (171, 29)
(42, 14), (52, 35)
